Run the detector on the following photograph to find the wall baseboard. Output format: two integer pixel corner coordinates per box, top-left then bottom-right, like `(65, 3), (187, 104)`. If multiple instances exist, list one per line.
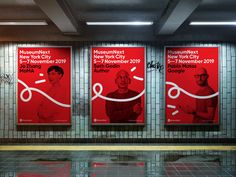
(0, 138), (235, 144)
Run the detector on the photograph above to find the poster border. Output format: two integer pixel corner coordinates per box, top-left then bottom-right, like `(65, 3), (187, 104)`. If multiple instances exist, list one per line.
(90, 45), (146, 126)
(16, 46), (72, 126)
(164, 46), (220, 126)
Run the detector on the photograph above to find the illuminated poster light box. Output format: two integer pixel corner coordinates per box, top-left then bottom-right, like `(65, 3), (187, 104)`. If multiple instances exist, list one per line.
(91, 46), (146, 126)
(17, 47), (72, 125)
(165, 46), (219, 126)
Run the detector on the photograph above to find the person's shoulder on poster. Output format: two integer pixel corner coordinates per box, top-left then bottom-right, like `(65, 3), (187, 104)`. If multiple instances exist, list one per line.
(106, 89), (140, 98)
(196, 85), (216, 96)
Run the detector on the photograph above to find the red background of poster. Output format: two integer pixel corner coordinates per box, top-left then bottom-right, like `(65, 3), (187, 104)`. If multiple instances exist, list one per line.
(91, 47), (145, 125)
(165, 47), (219, 125)
(17, 47), (71, 125)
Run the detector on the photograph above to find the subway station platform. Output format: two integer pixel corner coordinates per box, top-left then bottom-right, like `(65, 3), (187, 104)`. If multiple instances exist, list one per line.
(1, 1), (236, 177)
(0, 145), (236, 177)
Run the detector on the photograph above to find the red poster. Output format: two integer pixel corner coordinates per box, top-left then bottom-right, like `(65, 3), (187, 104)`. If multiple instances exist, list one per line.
(91, 47), (145, 125)
(17, 47), (71, 125)
(165, 47), (219, 125)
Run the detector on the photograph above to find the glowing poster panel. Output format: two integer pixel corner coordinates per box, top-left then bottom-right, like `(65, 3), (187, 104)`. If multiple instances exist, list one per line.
(17, 47), (71, 125)
(165, 47), (219, 125)
(91, 47), (145, 125)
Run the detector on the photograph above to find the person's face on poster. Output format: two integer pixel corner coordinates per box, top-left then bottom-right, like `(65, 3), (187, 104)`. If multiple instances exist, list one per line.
(48, 69), (63, 85)
(194, 68), (209, 87)
(115, 70), (130, 89)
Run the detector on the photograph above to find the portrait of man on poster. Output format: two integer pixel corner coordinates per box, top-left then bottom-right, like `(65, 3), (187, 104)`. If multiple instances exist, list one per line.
(179, 67), (218, 123)
(105, 69), (142, 123)
(37, 65), (67, 123)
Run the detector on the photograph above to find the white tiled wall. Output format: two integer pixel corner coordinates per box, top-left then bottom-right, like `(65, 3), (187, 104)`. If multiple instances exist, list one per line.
(0, 42), (235, 139)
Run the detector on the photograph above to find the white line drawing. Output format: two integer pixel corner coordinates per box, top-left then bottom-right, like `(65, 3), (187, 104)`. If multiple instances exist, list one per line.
(35, 79), (46, 84)
(133, 76), (144, 81)
(92, 82), (145, 102)
(167, 104), (176, 109)
(18, 79), (70, 108)
(166, 81), (218, 99)
(131, 67), (136, 72)
(167, 104), (179, 116)
(172, 110), (179, 116)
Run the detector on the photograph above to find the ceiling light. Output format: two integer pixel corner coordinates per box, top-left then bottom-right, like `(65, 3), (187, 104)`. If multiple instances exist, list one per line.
(0, 21), (48, 25)
(190, 21), (236, 26)
(86, 22), (153, 26)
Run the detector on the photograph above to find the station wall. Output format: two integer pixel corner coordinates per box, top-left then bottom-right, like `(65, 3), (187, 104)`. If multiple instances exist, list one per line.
(0, 42), (235, 142)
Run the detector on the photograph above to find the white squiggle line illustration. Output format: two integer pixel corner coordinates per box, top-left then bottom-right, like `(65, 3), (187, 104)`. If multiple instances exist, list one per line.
(167, 104), (178, 116)
(18, 79), (70, 108)
(131, 67), (136, 72)
(133, 76), (144, 81)
(166, 81), (219, 99)
(92, 83), (145, 102)
(39, 73), (44, 77)
(172, 110), (179, 116)
(35, 79), (46, 84)
(167, 104), (176, 109)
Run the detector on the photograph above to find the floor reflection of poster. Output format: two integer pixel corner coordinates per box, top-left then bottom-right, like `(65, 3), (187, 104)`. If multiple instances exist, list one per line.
(90, 162), (145, 177)
(164, 153), (221, 177)
(165, 47), (219, 125)
(91, 47), (145, 125)
(17, 161), (71, 177)
(17, 47), (71, 125)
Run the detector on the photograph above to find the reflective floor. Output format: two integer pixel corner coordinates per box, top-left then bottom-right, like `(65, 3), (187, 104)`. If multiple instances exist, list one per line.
(0, 150), (235, 177)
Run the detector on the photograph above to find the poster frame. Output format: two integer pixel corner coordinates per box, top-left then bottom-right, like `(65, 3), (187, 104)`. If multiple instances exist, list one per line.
(164, 46), (220, 126)
(90, 45), (146, 126)
(16, 46), (72, 126)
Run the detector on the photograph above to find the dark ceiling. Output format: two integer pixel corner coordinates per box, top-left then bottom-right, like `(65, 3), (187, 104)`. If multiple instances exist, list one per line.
(0, 0), (236, 42)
